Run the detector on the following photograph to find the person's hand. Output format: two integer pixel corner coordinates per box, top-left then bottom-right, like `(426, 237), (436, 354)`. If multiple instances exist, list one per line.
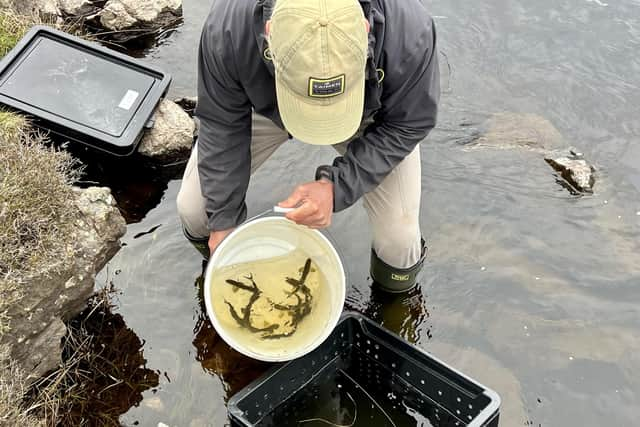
(278, 180), (334, 228)
(208, 228), (234, 255)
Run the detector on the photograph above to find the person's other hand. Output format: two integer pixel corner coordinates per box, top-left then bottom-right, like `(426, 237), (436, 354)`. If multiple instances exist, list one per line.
(278, 180), (334, 228)
(208, 228), (234, 255)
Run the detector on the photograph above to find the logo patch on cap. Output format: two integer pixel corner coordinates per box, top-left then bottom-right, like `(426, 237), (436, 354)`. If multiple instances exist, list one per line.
(308, 75), (345, 98)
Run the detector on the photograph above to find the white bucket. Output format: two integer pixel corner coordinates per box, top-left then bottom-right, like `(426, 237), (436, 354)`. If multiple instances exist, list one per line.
(203, 216), (345, 362)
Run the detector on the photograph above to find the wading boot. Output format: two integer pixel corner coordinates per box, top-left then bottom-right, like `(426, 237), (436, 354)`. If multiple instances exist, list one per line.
(183, 227), (210, 260)
(370, 239), (428, 293)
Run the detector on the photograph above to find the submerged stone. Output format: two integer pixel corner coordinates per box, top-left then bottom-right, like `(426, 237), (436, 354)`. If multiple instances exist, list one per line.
(471, 112), (566, 152)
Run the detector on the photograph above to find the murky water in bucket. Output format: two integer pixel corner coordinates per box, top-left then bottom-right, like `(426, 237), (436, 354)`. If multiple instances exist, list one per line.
(210, 250), (332, 357)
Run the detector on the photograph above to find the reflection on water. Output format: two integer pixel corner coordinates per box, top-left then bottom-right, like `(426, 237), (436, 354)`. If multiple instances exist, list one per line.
(70, 147), (182, 224)
(30, 293), (160, 426)
(192, 261), (270, 402)
(362, 285), (431, 345)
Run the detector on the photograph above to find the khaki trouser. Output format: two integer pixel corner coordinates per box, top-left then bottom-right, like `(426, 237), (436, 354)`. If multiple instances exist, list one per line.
(176, 114), (422, 269)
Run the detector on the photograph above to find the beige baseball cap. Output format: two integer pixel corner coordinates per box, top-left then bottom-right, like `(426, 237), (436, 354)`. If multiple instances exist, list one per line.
(268, 0), (368, 145)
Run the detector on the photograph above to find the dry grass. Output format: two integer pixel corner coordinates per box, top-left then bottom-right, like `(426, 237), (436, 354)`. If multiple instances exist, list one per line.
(0, 8), (86, 426)
(0, 347), (44, 427)
(0, 7), (90, 58)
(0, 115), (82, 426)
(0, 118), (82, 333)
(0, 7), (86, 336)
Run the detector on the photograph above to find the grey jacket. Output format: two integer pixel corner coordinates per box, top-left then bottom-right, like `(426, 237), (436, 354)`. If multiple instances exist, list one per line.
(195, 0), (440, 231)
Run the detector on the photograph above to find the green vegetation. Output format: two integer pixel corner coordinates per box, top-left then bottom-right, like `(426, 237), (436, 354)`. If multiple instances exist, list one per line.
(0, 9), (33, 57)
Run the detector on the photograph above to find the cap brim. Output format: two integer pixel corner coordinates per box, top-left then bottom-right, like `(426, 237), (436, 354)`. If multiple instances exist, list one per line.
(276, 75), (364, 145)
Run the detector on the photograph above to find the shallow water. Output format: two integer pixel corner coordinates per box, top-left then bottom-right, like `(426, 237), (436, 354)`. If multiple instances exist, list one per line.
(95, 0), (640, 425)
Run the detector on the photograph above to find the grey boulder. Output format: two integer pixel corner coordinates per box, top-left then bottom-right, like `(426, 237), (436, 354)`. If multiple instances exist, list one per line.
(138, 99), (195, 163)
(96, 0), (182, 33)
(1, 187), (126, 381)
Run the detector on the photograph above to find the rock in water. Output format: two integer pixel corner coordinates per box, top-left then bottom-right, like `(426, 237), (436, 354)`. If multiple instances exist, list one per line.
(97, 0), (182, 33)
(545, 149), (596, 193)
(138, 99), (195, 163)
(1, 187), (126, 380)
(470, 113), (597, 193)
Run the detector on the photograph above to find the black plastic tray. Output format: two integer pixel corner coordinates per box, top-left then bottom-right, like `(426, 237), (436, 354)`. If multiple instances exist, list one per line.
(0, 26), (171, 156)
(228, 312), (500, 426)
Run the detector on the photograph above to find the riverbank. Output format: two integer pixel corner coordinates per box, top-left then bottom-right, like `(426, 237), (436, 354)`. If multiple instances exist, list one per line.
(0, 8), (130, 425)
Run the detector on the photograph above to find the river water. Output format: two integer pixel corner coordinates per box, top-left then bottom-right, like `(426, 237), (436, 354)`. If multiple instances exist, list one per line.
(95, 0), (640, 425)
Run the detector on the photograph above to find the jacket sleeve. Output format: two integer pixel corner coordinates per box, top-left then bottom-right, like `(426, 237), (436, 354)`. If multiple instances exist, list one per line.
(327, 15), (440, 212)
(194, 17), (253, 231)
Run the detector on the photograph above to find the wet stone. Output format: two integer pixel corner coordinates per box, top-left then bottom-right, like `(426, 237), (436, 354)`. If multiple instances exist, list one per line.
(138, 99), (195, 163)
(544, 148), (596, 193)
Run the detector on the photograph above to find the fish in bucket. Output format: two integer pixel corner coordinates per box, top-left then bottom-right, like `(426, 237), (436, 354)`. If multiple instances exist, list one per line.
(204, 216), (345, 362)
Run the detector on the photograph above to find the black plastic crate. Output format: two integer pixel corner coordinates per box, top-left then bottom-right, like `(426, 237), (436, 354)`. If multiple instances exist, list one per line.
(0, 26), (171, 156)
(228, 312), (500, 426)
